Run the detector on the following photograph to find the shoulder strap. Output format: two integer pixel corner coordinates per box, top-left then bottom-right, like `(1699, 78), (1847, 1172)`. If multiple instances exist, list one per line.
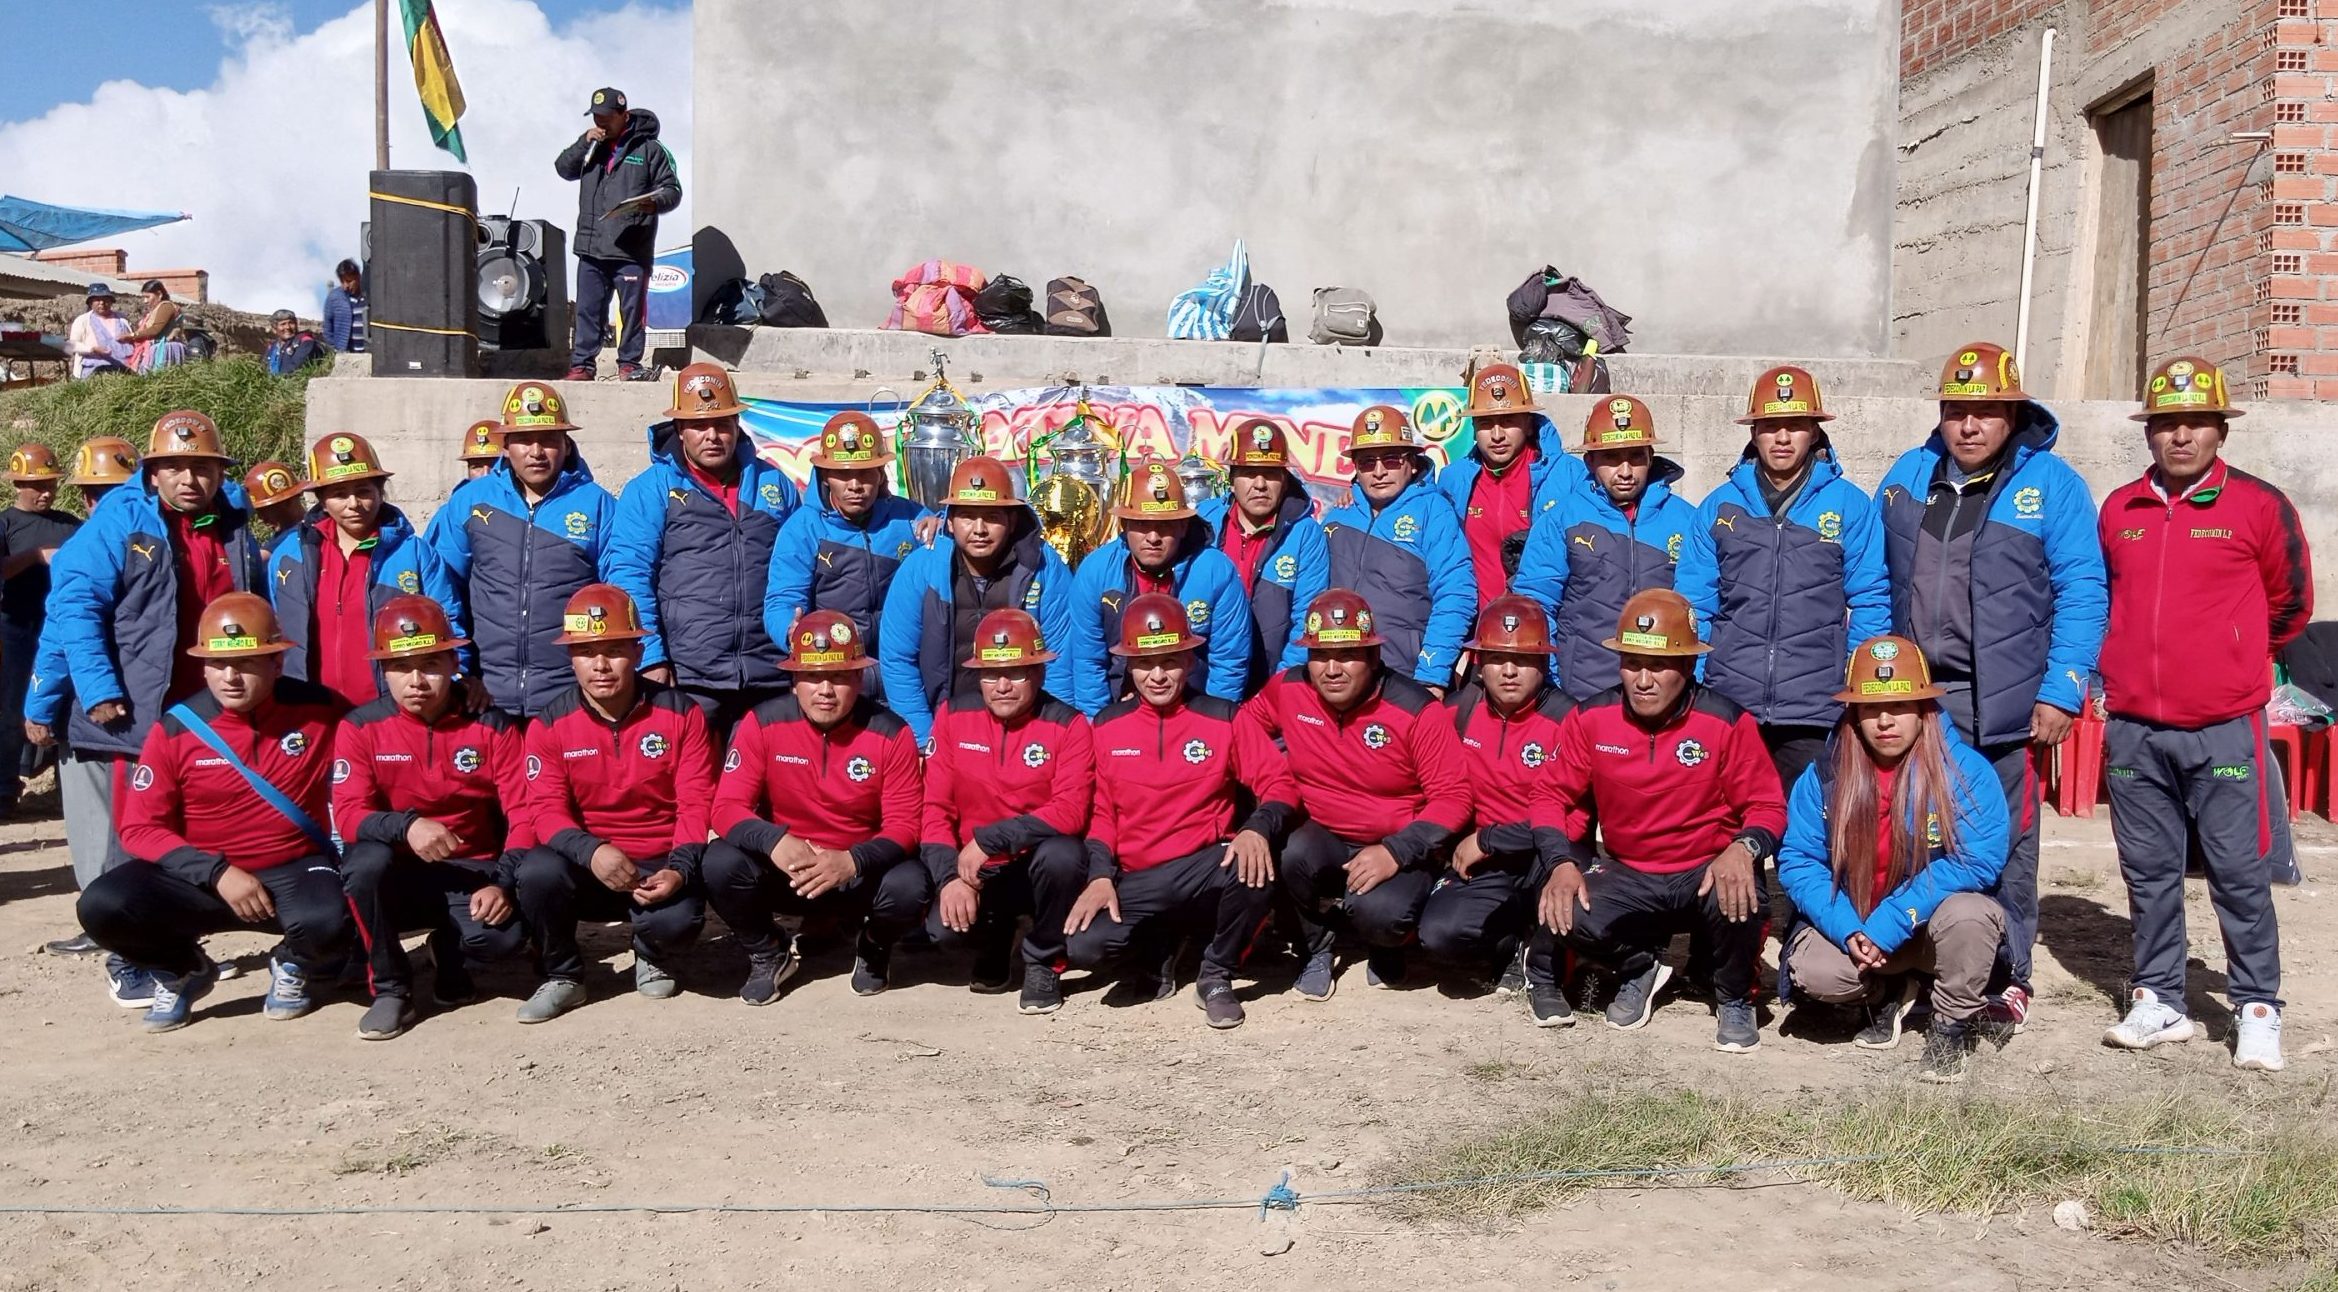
(165, 703), (334, 855)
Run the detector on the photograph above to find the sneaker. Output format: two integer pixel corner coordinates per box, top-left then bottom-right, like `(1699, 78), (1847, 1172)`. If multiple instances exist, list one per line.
(107, 959), (157, 1009)
(618, 363), (656, 382)
(635, 957), (680, 1000)
(1605, 962), (1673, 1031)
(1984, 984), (2032, 1035)
(1854, 978), (1920, 1051)
(563, 365), (594, 382)
(1714, 998), (1760, 1053)
(1295, 949), (1336, 1002)
(1494, 946), (1528, 997)
(740, 948), (797, 1006)
(1197, 977), (1245, 1029)
(263, 956), (316, 1021)
(45, 932), (101, 957)
(969, 940), (1014, 994)
(142, 962), (219, 1033)
(208, 951), (242, 981)
(430, 962), (478, 1009)
(1130, 943), (1181, 1002)
(1365, 948), (1406, 989)
(850, 937), (891, 997)
(1528, 981), (1574, 1028)
(357, 994), (418, 1041)
(2233, 1002), (2286, 1072)
(516, 978), (588, 1024)
(1918, 1021), (1974, 1083)
(1018, 963), (1063, 1015)
(2103, 987), (2195, 1050)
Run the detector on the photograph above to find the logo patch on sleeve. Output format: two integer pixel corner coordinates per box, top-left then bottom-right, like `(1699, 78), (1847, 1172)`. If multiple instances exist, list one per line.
(131, 764), (156, 791)
(525, 755), (543, 781)
(331, 758), (351, 784)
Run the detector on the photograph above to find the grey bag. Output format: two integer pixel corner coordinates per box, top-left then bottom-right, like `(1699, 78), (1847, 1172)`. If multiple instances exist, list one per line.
(1308, 287), (1381, 346)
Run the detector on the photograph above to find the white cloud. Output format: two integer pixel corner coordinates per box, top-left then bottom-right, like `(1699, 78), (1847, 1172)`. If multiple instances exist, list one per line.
(0, 0), (691, 312)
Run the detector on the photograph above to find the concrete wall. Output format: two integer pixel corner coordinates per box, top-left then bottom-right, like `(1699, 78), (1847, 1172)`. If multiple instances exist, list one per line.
(691, 0), (1900, 357)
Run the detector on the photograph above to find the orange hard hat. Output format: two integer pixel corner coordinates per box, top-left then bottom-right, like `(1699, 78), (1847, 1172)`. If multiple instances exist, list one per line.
(1223, 417), (1293, 470)
(367, 594), (470, 661)
(186, 591), (292, 659)
(1601, 588), (1710, 658)
(809, 410), (896, 470)
(962, 609), (1059, 669)
(1462, 363), (1540, 419)
(665, 362), (748, 421)
(2132, 356), (2243, 422)
(552, 583), (647, 645)
(5, 443), (65, 483)
(1113, 454), (1196, 522)
(1834, 635), (1945, 704)
(1110, 593), (1204, 658)
(942, 456), (1024, 509)
(1296, 588), (1384, 651)
(783, 610), (872, 674)
(500, 381), (578, 433)
(1345, 404), (1422, 457)
(145, 410), (233, 463)
(242, 461), (303, 508)
(1936, 343), (2028, 402)
(302, 432), (393, 491)
(66, 436), (139, 487)
(1736, 365), (1835, 425)
(1465, 595), (1555, 655)
(459, 419), (502, 462)
(1578, 396), (1662, 453)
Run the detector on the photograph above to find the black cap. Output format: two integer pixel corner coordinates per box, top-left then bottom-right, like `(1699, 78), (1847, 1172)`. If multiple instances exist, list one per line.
(586, 87), (627, 116)
(85, 282), (115, 299)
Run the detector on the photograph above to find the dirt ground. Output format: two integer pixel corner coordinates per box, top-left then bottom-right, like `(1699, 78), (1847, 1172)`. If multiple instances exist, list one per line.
(1, 785), (2330, 1291)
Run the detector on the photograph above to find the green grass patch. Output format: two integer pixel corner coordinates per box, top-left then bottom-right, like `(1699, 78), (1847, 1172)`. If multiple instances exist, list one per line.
(0, 359), (312, 502)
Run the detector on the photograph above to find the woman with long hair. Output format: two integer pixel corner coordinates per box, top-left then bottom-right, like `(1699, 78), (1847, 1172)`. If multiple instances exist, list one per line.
(1778, 635), (2009, 1083)
(120, 280), (186, 373)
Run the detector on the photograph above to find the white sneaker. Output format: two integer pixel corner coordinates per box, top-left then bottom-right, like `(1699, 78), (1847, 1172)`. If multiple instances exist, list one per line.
(2233, 1002), (2285, 1072)
(2103, 987), (2195, 1050)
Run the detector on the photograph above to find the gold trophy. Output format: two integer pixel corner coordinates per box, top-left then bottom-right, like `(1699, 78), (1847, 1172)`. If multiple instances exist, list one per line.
(1025, 388), (1122, 566)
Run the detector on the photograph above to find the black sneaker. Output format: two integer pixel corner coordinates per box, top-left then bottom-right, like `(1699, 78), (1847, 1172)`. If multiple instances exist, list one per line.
(1295, 949), (1336, 1002)
(1529, 980), (1574, 1028)
(431, 962), (478, 1009)
(850, 937), (891, 997)
(1019, 962), (1063, 1015)
(357, 994), (418, 1041)
(1919, 1021), (1974, 1084)
(1714, 998), (1760, 1053)
(740, 948), (797, 1006)
(1854, 977), (1919, 1051)
(1604, 962), (1673, 1031)
(969, 940), (1015, 994)
(1130, 943), (1180, 1002)
(1494, 946), (1528, 996)
(45, 932), (102, 957)
(1364, 948), (1406, 989)
(1197, 977), (1244, 1029)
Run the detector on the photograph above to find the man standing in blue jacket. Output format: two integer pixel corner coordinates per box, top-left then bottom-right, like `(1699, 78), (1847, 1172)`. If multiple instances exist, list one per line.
(1321, 405), (1473, 695)
(1875, 342), (2107, 1033)
(429, 382), (619, 717)
(764, 410), (926, 696)
(1436, 363), (1588, 609)
(1197, 419), (1328, 693)
(1064, 454), (1251, 714)
(605, 364), (800, 734)
(1515, 396), (1701, 701)
(878, 456), (1074, 745)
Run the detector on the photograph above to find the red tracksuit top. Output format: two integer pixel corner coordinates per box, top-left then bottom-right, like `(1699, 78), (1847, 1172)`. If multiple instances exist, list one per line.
(2097, 461), (2313, 728)
(1453, 681), (1579, 855)
(1090, 693), (1299, 878)
(1237, 667), (1471, 868)
(920, 696), (1093, 881)
(1532, 686), (1786, 875)
(1463, 453), (1536, 606)
(525, 683), (715, 863)
(715, 693), (922, 875)
(332, 696), (534, 863)
(119, 678), (340, 881)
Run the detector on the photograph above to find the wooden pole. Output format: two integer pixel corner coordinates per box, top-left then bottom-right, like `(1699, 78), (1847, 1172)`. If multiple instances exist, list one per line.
(374, 0), (390, 170)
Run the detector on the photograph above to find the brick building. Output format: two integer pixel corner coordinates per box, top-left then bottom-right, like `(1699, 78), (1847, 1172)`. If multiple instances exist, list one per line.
(28, 248), (208, 305)
(1893, 0), (2312, 398)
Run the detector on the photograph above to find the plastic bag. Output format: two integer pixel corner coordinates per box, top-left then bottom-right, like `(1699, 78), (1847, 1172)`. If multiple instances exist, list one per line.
(2267, 681), (2332, 730)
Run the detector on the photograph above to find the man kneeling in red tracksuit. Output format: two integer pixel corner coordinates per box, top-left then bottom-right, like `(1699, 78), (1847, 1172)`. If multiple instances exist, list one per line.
(1071, 594), (1296, 1029)
(920, 609), (1093, 1015)
(78, 592), (351, 1033)
(1529, 588), (1787, 1050)
(334, 595), (531, 1040)
(1240, 588), (1471, 1001)
(702, 611), (923, 1003)
(513, 584), (717, 1023)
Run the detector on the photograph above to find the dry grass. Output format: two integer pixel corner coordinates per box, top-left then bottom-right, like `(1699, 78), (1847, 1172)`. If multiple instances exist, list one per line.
(0, 357), (310, 497)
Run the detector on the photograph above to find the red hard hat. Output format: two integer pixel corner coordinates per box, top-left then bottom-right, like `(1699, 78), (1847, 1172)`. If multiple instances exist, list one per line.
(962, 609), (1058, 669)
(1295, 588), (1384, 651)
(1465, 595), (1555, 655)
(1110, 593), (1204, 658)
(367, 594), (470, 661)
(784, 610), (871, 674)
(553, 583), (647, 645)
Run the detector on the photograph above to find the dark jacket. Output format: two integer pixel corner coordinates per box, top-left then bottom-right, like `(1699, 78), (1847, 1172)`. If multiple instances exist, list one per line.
(267, 506), (468, 689)
(554, 109), (682, 263)
(1197, 482), (1330, 691)
(763, 472), (927, 672)
(1063, 520), (1252, 715)
(1514, 458), (1699, 701)
(429, 452), (618, 717)
(266, 332), (328, 376)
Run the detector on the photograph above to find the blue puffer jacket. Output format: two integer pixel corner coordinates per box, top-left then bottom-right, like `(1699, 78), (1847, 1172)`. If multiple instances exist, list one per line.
(1433, 414), (1589, 521)
(25, 510), (122, 731)
(1876, 405), (2107, 747)
(604, 421), (802, 692)
(48, 479), (266, 756)
(1514, 459), (1698, 700)
(1197, 484), (1329, 690)
(763, 472), (926, 666)
(1676, 451), (1890, 728)
(1321, 474), (1474, 687)
(1777, 724), (2009, 955)
(429, 450), (618, 717)
(1063, 519), (1253, 715)
(877, 505), (1075, 744)
(267, 506), (468, 686)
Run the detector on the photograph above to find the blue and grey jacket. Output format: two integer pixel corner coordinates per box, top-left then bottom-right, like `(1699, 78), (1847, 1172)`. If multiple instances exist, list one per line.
(763, 473), (926, 667)
(428, 449), (618, 717)
(1197, 486), (1329, 690)
(25, 508), (123, 732)
(1514, 459), (1698, 700)
(1875, 404), (2107, 747)
(1063, 520), (1254, 715)
(1433, 414), (1589, 523)
(1777, 724), (2008, 955)
(877, 504), (1075, 745)
(604, 421), (802, 693)
(1320, 474), (1474, 687)
(266, 506), (468, 687)
(1675, 451), (1890, 728)
(47, 478), (266, 757)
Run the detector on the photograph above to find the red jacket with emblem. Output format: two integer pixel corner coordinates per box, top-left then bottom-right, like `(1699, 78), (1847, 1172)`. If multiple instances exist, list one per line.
(920, 696), (1093, 884)
(1452, 681), (1578, 865)
(2097, 461), (2313, 728)
(1237, 667), (1470, 868)
(1089, 693), (1299, 879)
(1532, 686), (1786, 874)
(525, 683), (715, 865)
(118, 678), (341, 883)
(332, 697), (534, 863)
(715, 694), (922, 874)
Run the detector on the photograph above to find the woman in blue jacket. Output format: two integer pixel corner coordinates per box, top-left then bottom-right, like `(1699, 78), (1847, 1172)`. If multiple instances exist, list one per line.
(1778, 634), (2009, 1084)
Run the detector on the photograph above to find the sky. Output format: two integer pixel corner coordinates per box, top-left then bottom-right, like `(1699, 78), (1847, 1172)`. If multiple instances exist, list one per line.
(0, 0), (691, 311)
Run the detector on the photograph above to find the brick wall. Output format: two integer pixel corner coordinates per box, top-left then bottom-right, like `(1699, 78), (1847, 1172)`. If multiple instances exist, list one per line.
(27, 248), (128, 278)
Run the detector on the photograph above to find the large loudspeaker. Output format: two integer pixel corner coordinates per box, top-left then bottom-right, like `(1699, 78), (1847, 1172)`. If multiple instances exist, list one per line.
(476, 217), (568, 352)
(366, 170), (479, 378)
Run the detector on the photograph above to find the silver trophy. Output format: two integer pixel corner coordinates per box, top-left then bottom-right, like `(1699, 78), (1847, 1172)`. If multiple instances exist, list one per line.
(1174, 450), (1226, 509)
(1027, 390), (1121, 565)
(897, 349), (982, 510)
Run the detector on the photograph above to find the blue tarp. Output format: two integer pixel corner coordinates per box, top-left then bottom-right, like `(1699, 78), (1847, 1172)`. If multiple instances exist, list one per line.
(0, 196), (188, 253)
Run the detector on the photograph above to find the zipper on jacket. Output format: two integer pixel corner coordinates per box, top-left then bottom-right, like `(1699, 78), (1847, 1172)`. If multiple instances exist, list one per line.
(2148, 494), (2174, 704)
(1762, 508), (1785, 714)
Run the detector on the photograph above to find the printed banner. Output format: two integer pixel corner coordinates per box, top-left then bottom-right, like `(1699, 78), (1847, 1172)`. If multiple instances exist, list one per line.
(738, 384), (1482, 507)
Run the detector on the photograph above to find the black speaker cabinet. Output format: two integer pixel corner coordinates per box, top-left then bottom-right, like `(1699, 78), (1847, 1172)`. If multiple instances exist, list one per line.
(476, 217), (568, 352)
(366, 170), (480, 378)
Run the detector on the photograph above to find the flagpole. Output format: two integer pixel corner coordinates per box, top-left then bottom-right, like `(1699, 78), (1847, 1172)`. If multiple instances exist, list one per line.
(374, 0), (390, 169)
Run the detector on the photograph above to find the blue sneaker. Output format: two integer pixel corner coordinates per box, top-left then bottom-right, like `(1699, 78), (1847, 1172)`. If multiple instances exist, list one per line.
(143, 963), (219, 1033)
(263, 956), (317, 1021)
(107, 957), (157, 1009)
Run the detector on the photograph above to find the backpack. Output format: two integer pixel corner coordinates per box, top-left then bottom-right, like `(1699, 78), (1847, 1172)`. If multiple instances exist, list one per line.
(1228, 284), (1287, 344)
(1308, 287), (1380, 346)
(1043, 276), (1109, 337)
(1505, 266), (1632, 353)
(757, 271), (827, 328)
(1166, 241), (1249, 341)
(885, 259), (990, 337)
(974, 275), (1043, 334)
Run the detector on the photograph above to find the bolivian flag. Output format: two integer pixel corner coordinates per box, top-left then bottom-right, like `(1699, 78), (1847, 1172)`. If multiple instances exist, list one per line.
(400, 0), (468, 162)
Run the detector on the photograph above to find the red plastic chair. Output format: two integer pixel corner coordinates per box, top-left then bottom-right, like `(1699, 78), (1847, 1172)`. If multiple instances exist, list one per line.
(2054, 712), (2106, 818)
(2266, 724), (2317, 820)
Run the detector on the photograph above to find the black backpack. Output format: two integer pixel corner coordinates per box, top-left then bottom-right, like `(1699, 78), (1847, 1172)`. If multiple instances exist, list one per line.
(1228, 284), (1287, 344)
(974, 275), (1043, 334)
(1043, 277), (1110, 337)
(756, 271), (828, 328)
